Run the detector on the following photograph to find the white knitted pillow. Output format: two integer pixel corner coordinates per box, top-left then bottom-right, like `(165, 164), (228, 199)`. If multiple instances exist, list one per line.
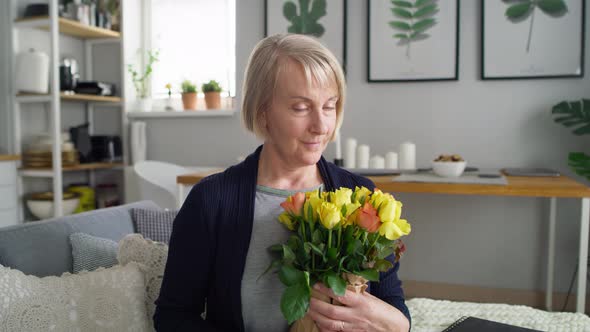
(0, 262), (150, 331)
(118, 233), (169, 322)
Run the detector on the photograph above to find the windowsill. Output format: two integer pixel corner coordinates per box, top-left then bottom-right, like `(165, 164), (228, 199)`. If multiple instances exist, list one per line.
(126, 109), (236, 119)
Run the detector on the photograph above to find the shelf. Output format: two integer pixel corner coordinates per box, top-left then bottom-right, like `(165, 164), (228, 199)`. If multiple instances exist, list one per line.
(0, 155), (21, 162)
(127, 109), (235, 119)
(16, 93), (122, 104)
(14, 16), (120, 39)
(19, 162), (124, 177)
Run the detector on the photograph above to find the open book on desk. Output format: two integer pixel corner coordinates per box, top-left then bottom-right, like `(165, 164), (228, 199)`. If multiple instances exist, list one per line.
(443, 317), (542, 332)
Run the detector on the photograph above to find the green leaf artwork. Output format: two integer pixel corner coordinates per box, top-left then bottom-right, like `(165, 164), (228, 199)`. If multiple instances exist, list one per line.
(551, 99), (590, 181)
(283, 0), (327, 37)
(503, 0), (568, 53)
(389, 0), (439, 59)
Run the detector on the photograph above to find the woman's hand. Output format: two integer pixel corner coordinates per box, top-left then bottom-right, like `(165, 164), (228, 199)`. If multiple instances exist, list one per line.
(306, 283), (409, 332)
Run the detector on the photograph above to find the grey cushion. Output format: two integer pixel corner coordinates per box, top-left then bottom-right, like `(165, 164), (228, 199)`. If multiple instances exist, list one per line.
(0, 200), (160, 277)
(70, 232), (118, 273)
(131, 208), (177, 244)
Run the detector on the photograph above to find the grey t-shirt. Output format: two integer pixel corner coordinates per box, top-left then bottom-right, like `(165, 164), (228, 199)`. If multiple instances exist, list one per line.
(241, 184), (323, 332)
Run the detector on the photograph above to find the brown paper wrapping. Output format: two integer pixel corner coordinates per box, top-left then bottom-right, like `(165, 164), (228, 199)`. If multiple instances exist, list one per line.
(289, 273), (369, 332)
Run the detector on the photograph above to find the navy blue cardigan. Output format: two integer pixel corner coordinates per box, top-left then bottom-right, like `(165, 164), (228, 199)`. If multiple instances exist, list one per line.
(154, 145), (410, 331)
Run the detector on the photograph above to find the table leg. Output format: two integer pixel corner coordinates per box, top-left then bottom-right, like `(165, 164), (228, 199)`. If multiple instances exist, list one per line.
(177, 184), (185, 209)
(576, 198), (589, 313)
(546, 197), (557, 311)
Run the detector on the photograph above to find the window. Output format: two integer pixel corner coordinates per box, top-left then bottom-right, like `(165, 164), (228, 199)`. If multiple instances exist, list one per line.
(148, 0), (236, 98)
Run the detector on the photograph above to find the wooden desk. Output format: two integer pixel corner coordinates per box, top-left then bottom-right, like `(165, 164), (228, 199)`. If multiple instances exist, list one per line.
(177, 170), (590, 313)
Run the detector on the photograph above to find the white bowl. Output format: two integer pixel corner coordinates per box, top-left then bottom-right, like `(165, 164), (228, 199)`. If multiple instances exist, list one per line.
(432, 160), (467, 178)
(26, 192), (80, 220)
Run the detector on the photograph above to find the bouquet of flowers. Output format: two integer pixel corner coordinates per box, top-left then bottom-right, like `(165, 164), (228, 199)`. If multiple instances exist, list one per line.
(265, 186), (411, 330)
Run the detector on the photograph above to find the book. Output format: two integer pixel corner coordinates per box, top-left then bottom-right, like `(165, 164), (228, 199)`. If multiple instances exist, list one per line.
(442, 316), (542, 332)
(502, 168), (560, 177)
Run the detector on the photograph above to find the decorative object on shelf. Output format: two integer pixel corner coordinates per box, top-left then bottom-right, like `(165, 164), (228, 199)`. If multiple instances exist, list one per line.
(67, 184), (96, 213)
(105, 0), (120, 31)
(128, 49), (159, 112)
(369, 155), (385, 169)
(356, 144), (370, 168)
(90, 135), (122, 162)
(368, 0), (459, 82)
(344, 137), (357, 168)
(23, 3), (49, 17)
(333, 129), (343, 166)
(164, 83), (174, 111)
(59, 57), (79, 93)
(26, 191), (81, 220)
(15, 48), (49, 94)
(265, 0), (347, 72)
(74, 81), (115, 96)
(551, 98), (590, 180)
(482, 0), (584, 79)
(399, 142), (416, 170)
(23, 132), (79, 168)
(385, 151), (398, 169)
(432, 154), (466, 178)
(70, 123), (92, 162)
(96, 183), (120, 208)
(201, 80), (222, 110)
(180, 80), (198, 110)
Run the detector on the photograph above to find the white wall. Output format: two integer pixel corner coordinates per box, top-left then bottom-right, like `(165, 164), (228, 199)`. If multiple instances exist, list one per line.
(136, 0), (590, 295)
(0, 0), (11, 154)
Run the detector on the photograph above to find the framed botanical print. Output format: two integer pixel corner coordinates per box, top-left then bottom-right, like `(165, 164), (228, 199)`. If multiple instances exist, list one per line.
(265, 0), (347, 71)
(482, 0), (585, 79)
(368, 0), (460, 82)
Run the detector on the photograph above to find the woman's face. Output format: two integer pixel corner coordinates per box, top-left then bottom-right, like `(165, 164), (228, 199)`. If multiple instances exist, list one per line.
(261, 59), (338, 167)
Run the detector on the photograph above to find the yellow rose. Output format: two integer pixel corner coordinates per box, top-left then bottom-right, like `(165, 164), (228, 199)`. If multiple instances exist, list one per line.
(341, 202), (361, 226)
(165, 83), (172, 90)
(353, 186), (371, 204)
(330, 188), (352, 209)
(378, 199), (400, 223)
(278, 212), (296, 231)
(303, 194), (323, 221)
(379, 219), (411, 240)
(318, 202), (341, 229)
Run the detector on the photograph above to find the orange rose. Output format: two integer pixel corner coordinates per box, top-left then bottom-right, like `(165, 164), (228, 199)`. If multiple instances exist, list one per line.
(280, 192), (306, 216)
(356, 202), (381, 233)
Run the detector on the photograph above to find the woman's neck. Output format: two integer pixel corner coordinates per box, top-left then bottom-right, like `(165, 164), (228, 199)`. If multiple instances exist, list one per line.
(257, 144), (323, 190)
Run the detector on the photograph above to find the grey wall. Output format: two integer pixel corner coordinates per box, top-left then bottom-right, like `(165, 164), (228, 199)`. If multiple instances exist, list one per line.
(0, 0), (11, 154)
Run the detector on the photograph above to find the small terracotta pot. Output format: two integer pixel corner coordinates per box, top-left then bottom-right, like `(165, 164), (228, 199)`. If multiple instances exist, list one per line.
(181, 92), (197, 110)
(204, 92), (221, 110)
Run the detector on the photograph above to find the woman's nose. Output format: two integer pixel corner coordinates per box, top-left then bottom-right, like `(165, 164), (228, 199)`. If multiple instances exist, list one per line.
(310, 108), (329, 134)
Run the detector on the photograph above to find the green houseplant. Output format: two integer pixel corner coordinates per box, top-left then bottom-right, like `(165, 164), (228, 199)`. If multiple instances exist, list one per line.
(202, 80), (222, 110)
(181, 80), (198, 111)
(552, 98), (590, 181)
(127, 49), (159, 111)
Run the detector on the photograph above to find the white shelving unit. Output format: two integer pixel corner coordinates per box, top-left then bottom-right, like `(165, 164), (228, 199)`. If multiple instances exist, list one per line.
(9, 0), (127, 221)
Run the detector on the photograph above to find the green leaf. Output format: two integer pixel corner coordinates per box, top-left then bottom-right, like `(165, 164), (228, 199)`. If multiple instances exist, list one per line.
(269, 244), (283, 252)
(392, 8), (412, 19)
(306, 242), (326, 258)
(391, 0), (412, 8)
(537, 0), (567, 14)
(281, 282), (311, 324)
(327, 247), (338, 261)
(279, 265), (305, 286)
(307, 204), (314, 223)
(283, 1), (297, 20)
(259, 259), (282, 281)
(389, 21), (411, 31)
(326, 272), (347, 296)
(394, 33), (409, 39)
(413, 3), (438, 18)
(374, 259), (394, 272)
(506, 3), (532, 19)
(551, 99), (590, 136)
(412, 18), (436, 33)
(283, 244), (296, 263)
(569, 153), (590, 181)
(357, 269), (380, 282)
(310, 0), (328, 21)
(312, 229), (323, 244)
(377, 246), (395, 259)
(415, 0), (433, 8)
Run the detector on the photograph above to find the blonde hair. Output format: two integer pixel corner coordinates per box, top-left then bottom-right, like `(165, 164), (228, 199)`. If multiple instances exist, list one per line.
(241, 34), (346, 140)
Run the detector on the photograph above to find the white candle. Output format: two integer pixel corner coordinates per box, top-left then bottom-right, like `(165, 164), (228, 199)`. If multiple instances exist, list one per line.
(385, 152), (398, 169)
(344, 138), (357, 168)
(369, 155), (385, 169)
(335, 130), (342, 159)
(399, 142), (416, 170)
(357, 144), (370, 169)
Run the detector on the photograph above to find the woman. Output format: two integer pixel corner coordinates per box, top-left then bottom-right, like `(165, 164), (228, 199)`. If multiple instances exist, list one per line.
(154, 34), (410, 332)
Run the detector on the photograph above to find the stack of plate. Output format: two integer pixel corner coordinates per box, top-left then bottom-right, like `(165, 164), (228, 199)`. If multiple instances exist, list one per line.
(23, 150), (79, 168)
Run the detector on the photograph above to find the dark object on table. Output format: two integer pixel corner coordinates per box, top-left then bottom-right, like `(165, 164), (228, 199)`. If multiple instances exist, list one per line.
(59, 57), (79, 92)
(333, 158), (343, 167)
(90, 135), (122, 162)
(417, 166), (479, 172)
(23, 4), (49, 17)
(478, 173), (502, 178)
(74, 81), (116, 96)
(443, 316), (542, 332)
(502, 168), (560, 177)
(69, 123), (92, 163)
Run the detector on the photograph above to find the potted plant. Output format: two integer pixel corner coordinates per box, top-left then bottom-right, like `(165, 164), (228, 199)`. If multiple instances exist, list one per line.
(181, 80), (198, 110)
(127, 49), (159, 111)
(202, 80), (222, 110)
(551, 99), (590, 181)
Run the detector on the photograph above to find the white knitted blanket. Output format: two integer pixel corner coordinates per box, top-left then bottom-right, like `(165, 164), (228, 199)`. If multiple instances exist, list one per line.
(407, 298), (590, 332)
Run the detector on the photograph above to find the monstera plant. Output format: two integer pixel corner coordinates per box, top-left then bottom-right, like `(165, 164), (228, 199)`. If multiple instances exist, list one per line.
(389, 0), (439, 59)
(503, 0), (568, 53)
(283, 0), (327, 37)
(552, 99), (590, 181)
